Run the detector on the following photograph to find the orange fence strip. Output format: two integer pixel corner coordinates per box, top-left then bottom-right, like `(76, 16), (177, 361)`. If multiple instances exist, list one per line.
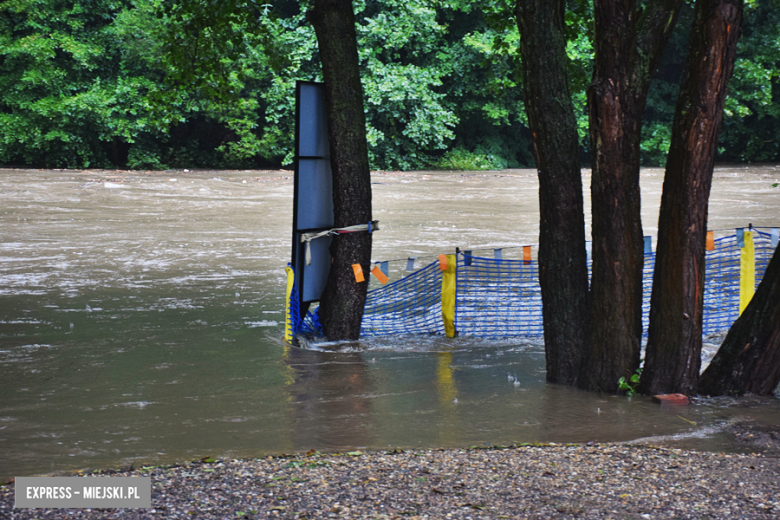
(523, 246), (532, 264)
(706, 230), (714, 251)
(352, 264), (365, 283)
(371, 266), (389, 284)
(438, 254), (448, 271)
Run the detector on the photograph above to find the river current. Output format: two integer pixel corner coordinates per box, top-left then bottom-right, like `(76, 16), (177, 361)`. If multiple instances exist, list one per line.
(1, 165), (779, 481)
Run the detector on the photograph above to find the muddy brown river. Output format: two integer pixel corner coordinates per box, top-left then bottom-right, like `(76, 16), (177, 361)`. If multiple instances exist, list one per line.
(1, 165), (780, 481)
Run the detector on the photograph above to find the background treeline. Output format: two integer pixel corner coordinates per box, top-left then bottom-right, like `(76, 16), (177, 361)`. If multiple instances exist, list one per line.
(1, 0), (777, 171)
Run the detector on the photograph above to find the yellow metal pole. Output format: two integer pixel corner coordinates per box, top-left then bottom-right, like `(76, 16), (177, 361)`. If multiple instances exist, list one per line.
(441, 254), (457, 338)
(739, 231), (755, 315)
(285, 266), (295, 342)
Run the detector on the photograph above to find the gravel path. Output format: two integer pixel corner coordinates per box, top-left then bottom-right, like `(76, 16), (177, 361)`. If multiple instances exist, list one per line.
(2, 444), (779, 519)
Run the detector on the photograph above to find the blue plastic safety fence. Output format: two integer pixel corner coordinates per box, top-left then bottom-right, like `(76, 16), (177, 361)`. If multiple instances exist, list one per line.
(455, 253), (543, 338)
(286, 269), (323, 339)
(288, 279), (302, 334)
(702, 229), (775, 333)
(287, 228), (777, 340)
(703, 235), (741, 333)
(361, 260), (445, 336)
(754, 229), (775, 286)
(302, 309), (322, 335)
(642, 250), (655, 335)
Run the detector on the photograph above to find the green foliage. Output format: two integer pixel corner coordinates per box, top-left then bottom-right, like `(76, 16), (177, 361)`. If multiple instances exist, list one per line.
(639, 3), (691, 166)
(357, 0), (457, 169)
(718, 0), (780, 163)
(563, 0), (594, 150)
(618, 366), (643, 396)
(435, 146), (507, 171)
(127, 146), (166, 170)
(438, 1), (531, 168)
(0, 0), (776, 170)
(0, 0), (127, 167)
(641, 1), (780, 165)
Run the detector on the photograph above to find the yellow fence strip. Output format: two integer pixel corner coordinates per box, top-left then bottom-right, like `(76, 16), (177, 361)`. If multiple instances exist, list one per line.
(441, 254), (457, 338)
(284, 266), (295, 342)
(739, 231), (755, 315)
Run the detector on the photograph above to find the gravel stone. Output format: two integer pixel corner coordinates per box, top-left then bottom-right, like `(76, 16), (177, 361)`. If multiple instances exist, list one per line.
(2, 444), (779, 519)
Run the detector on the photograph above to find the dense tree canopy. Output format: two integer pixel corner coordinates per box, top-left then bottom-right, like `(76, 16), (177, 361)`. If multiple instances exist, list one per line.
(0, 0), (777, 170)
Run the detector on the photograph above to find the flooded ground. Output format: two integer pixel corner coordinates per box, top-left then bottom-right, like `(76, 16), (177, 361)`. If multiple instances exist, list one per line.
(1, 165), (779, 481)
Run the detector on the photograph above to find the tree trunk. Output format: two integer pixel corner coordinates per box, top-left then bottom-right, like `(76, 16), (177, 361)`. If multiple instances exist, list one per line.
(307, 0), (373, 340)
(640, 0), (743, 396)
(514, 0), (590, 385)
(699, 242), (780, 396)
(580, 0), (683, 393)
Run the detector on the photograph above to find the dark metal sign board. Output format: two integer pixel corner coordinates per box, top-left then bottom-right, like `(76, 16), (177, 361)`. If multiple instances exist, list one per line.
(292, 81), (333, 307)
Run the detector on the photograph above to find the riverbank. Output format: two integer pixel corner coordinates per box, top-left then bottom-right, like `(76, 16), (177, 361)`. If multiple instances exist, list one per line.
(2, 443), (779, 519)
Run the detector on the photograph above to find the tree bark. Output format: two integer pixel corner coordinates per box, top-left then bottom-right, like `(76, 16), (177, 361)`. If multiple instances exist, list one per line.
(640, 0), (743, 396)
(580, 0), (683, 393)
(307, 0), (373, 340)
(514, 0), (590, 385)
(699, 242), (780, 396)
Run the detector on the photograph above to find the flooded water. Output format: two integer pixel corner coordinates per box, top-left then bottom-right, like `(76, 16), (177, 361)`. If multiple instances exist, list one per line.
(1, 165), (780, 481)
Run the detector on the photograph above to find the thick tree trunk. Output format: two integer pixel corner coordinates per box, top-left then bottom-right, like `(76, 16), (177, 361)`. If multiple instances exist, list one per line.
(580, 0), (683, 393)
(699, 242), (780, 396)
(515, 0), (590, 385)
(307, 0), (373, 340)
(582, 4), (646, 391)
(640, 0), (743, 396)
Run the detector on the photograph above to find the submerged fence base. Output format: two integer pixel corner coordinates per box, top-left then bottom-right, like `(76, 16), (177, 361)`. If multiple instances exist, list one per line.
(286, 228), (778, 341)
